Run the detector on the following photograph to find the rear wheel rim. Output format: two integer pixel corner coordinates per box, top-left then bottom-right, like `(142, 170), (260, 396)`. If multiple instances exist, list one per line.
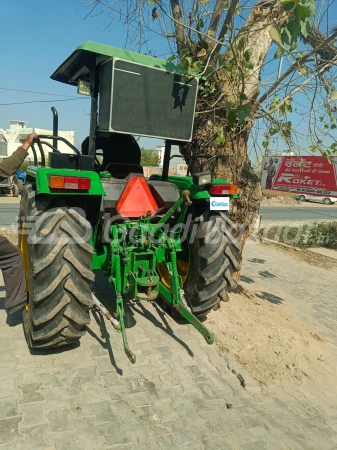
(157, 248), (190, 288)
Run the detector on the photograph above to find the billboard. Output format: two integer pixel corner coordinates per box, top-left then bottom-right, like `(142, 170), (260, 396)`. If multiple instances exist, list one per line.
(261, 155), (337, 196)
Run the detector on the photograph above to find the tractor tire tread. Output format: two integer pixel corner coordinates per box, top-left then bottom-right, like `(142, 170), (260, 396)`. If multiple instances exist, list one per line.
(21, 183), (93, 349)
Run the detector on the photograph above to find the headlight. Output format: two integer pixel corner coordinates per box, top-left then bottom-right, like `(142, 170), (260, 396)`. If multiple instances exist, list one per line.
(77, 79), (91, 96)
(193, 171), (213, 187)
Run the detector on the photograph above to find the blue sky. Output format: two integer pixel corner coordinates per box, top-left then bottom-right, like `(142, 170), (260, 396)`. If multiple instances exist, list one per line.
(1, 0), (336, 161)
(0, 0), (164, 149)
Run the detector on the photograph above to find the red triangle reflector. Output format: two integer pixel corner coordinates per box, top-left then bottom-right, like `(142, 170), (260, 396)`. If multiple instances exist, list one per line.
(116, 176), (158, 218)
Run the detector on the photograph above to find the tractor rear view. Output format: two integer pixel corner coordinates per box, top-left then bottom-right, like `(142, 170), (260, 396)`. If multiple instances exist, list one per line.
(19, 42), (241, 362)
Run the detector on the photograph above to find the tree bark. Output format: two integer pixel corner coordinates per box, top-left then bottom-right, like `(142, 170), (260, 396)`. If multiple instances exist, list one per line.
(170, 0), (186, 53)
(182, 1), (289, 257)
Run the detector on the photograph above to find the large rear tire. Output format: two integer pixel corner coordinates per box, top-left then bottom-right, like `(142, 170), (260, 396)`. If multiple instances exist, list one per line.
(159, 211), (241, 315)
(13, 174), (24, 194)
(20, 184), (94, 349)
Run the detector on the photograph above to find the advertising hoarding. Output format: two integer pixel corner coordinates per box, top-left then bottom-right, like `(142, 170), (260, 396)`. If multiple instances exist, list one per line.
(261, 155), (337, 196)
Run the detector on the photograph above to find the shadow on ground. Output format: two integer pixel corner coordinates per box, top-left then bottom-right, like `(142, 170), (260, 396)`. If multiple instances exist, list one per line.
(256, 291), (284, 305)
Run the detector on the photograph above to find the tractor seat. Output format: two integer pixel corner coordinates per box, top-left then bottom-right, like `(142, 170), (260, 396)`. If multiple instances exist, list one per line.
(105, 162), (144, 179)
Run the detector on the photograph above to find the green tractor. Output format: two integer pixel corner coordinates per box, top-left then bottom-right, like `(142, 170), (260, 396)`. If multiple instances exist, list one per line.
(19, 42), (241, 363)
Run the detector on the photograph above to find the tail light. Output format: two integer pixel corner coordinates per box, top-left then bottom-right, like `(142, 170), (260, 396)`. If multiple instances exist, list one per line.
(116, 176), (158, 218)
(210, 184), (238, 195)
(49, 176), (91, 191)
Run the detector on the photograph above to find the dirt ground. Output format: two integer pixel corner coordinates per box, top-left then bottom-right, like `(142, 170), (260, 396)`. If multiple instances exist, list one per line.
(263, 241), (337, 271)
(208, 288), (337, 393)
(0, 196), (20, 203)
(0, 227), (18, 246)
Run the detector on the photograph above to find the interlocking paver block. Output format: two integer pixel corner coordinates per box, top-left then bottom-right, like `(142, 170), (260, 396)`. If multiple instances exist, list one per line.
(70, 416), (103, 442)
(18, 402), (47, 430)
(20, 423), (52, 450)
(0, 378), (19, 398)
(39, 373), (63, 389)
(92, 401), (120, 425)
(67, 395), (95, 419)
(47, 408), (74, 432)
(0, 396), (20, 420)
(0, 417), (23, 444)
(47, 430), (78, 450)
(96, 421), (133, 447)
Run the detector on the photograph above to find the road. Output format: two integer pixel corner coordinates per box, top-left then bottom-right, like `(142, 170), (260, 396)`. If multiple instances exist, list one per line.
(1, 203), (337, 227)
(0, 203), (20, 227)
(260, 205), (337, 223)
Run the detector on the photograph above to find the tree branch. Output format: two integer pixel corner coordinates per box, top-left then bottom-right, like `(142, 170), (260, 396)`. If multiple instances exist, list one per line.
(205, 0), (228, 49)
(170, 0), (186, 52)
(257, 29), (337, 106)
(211, 0), (240, 60)
(256, 56), (337, 118)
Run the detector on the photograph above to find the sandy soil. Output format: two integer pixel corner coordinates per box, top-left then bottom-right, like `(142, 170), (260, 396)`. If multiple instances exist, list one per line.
(0, 196), (21, 203)
(0, 227), (19, 246)
(208, 290), (337, 392)
(263, 242), (337, 271)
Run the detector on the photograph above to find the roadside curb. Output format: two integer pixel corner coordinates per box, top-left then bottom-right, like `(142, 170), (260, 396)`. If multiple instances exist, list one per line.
(260, 237), (302, 251)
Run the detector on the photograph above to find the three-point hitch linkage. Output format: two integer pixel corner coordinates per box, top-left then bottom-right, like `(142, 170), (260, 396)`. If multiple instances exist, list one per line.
(93, 190), (214, 363)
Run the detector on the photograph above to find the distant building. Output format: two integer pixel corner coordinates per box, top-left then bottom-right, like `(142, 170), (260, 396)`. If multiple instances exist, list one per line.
(268, 150), (295, 157)
(156, 144), (187, 175)
(0, 120), (75, 163)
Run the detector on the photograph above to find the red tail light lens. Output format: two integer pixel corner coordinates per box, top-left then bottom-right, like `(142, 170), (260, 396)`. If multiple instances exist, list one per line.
(49, 176), (91, 191)
(210, 184), (238, 195)
(78, 178), (91, 190)
(116, 176), (158, 217)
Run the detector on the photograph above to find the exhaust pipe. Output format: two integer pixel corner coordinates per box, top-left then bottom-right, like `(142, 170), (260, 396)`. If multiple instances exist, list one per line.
(51, 107), (58, 150)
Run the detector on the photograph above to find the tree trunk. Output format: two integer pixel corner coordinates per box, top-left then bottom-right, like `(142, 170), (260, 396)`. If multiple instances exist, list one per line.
(181, 1), (288, 268)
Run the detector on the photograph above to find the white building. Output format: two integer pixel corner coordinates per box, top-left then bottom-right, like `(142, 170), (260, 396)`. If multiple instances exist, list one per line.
(156, 144), (188, 175)
(0, 120), (75, 163)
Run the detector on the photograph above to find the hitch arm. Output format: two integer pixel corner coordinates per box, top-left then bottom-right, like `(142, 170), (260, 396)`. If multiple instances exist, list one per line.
(160, 242), (214, 345)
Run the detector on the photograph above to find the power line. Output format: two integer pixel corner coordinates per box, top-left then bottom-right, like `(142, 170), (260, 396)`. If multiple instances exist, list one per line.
(0, 87), (76, 98)
(0, 98), (88, 106)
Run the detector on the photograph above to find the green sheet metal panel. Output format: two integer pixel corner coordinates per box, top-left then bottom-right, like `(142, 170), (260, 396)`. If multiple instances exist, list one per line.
(51, 41), (186, 85)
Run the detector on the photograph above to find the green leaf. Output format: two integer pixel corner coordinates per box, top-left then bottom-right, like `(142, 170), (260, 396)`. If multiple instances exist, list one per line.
(235, 7), (241, 15)
(300, 18), (311, 38)
(262, 141), (269, 149)
(239, 92), (247, 100)
(274, 47), (285, 58)
(193, 61), (202, 73)
(269, 27), (284, 50)
(282, 0), (295, 11)
(198, 18), (205, 29)
(244, 50), (252, 61)
(180, 49), (188, 58)
(331, 90), (337, 100)
(297, 4), (307, 20)
(166, 55), (176, 63)
(228, 110), (237, 126)
(245, 61), (254, 70)
(216, 136), (224, 144)
(148, 0), (155, 4)
(237, 39), (245, 51)
(306, 0), (316, 17)
(281, 27), (291, 45)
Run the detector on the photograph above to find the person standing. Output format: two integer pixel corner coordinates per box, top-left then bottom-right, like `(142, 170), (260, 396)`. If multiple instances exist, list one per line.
(263, 158), (276, 190)
(0, 133), (37, 316)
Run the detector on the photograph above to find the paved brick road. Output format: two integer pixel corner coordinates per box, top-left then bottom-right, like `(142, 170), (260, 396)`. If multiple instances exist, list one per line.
(1, 264), (337, 449)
